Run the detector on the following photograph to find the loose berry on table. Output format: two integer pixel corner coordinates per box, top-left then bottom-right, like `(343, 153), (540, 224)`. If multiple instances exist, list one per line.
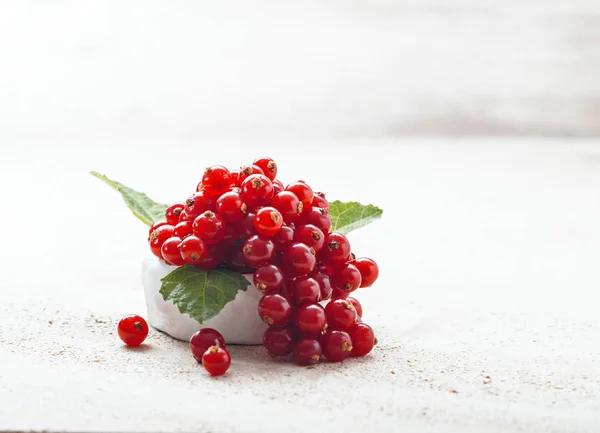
(118, 315), (149, 346)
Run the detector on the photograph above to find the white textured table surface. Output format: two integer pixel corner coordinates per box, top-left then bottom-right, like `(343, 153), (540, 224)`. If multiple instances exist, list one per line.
(1, 138), (600, 432)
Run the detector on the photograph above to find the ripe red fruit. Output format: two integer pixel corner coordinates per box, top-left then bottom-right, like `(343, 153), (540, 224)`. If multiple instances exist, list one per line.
(320, 232), (351, 266)
(178, 211), (190, 222)
(253, 264), (285, 294)
(185, 191), (216, 219)
(241, 174), (274, 206)
(201, 165), (231, 197)
(118, 315), (149, 346)
(271, 191), (302, 222)
(285, 181), (314, 209)
(161, 236), (185, 266)
(257, 294), (292, 325)
(281, 242), (316, 276)
(189, 328), (226, 363)
(293, 338), (322, 365)
(332, 263), (362, 294)
(272, 225), (295, 251)
(178, 235), (208, 264)
(216, 191), (247, 223)
(301, 207), (332, 234)
(238, 164), (265, 184)
(173, 221), (193, 239)
(263, 324), (297, 356)
(293, 303), (326, 337)
(225, 247), (255, 273)
(311, 270), (333, 300)
(286, 276), (321, 305)
(149, 224), (174, 259)
(149, 220), (169, 237)
(192, 211), (226, 245)
(294, 224), (325, 252)
(348, 297), (363, 318)
(325, 299), (357, 331)
(254, 206), (283, 236)
(349, 322), (376, 357)
(253, 157), (277, 180)
(202, 345), (231, 376)
(311, 191), (329, 211)
(272, 179), (284, 194)
(353, 257), (379, 288)
(165, 202), (185, 226)
(322, 330), (353, 362)
(242, 235), (275, 268)
(238, 212), (257, 238)
(195, 243), (227, 270)
(330, 286), (350, 300)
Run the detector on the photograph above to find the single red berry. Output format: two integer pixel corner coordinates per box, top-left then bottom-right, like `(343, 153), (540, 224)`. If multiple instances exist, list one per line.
(332, 263), (362, 294)
(294, 224), (325, 252)
(173, 221), (193, 239)
(286, 275), (321, 305)
(348, 297), (363, 318)
(189, 328), (226, 363)
(271, 191), (302, 223)
(253, 157), (278, 180)
(223, 247), (251, 273)
(118, 315), (149, 346)
(257, 294), (292, 325)
(272, 179), (285, 195)
(185, 191), (216, 219)
(349, 322), (376, 357)
(320, 232), (351, 266)
(178, 235), (208, 264)
(161, 236), (185, 266)
(149, 224), (174, 259)
(293, 338), (322, 365)
(322, 330), (353, 362)
(201, 165), (231, 197)
(238, 212), (257, 238)
(179, 210), (190, 222)
(149, 220), (169, 237)
(301, 207), (332, 234)
(253, 264), (285, 294)
(242, 234), (276, 268)
(325, 299), (357, 331)
(254, 206), (283, 236)
(330, 286), (350, 300)
(263, 324), (297, 356)
(311, 270), (333, 300)
(272, 225), (295, 251)
(195, 243), (227, 270)
(192, 211), (226, 245)
(285, 181), (314, 209)
(353, 257), (379, 288)
(165, 202), (185, 226)
(311, 192), (329, 211)
(202, 345), (231, 376)
(241, 174), (274, 206)
(238, 164), (265, 184)
(294, 303), (326, 337)
(216, 191), (247, 223)
(281, 242), (316, 277)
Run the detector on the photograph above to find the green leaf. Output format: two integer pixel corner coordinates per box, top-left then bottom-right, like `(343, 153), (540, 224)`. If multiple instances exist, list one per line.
(159, 265), (251, 324)
(329, 200), (383, 235)
(90, 171), (168, 226)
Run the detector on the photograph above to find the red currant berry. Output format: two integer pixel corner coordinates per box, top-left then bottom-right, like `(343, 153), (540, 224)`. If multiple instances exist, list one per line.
(253, 264), (285, 294)
(285, 181), (314, 209)
(202, 345), (231, 376)
(257, 294), (292, 325)
(348, 297), (363, 318)
(322, 330), (353, 362)
(272, 179), (284, 195)
(242, 235), (275, 268)
(189, 328), (226, 363)
(311, 270), (333, 300)
(271, 191), (302, 223)
(216, 191), (247, 223)
(201, 165), (231, 197)
(253, 157), (277, 180)
(302, 207), (332, 234)
(254, 207), (283, 236)
(281, 242), (316, 277)
(320, 232), (351, 266)
(332, 263), (362, 294)
(192, 211), (226, 245)
(179, 210), (190, 222)
(237, 212), (257, 238)
(178, 235), (208, 264)
(118, 315), (149, 346)
(185, 191), (216, 219)
(331, 286), (350, 300)
(263, 324), (296, 356)
(294, 224), (325, 252)
(165, 202), (185, 226)
(325, 299), (357, 331)
(225, 247), (255, 273)
(349, 322), (376, 357)
(311, 191), (329, 211)
(353, 257), (379, 288)
(238, 164), (265, 184)
(149, 220), (169, 237)
(293, 338), (322, 365)
(286, 276), (321, 305)
(149, 224), (174, 259)
(161, 236), (185, 266)
(173, 221), (193, 239)
(272, 225), (294, 251)
(294, 303), (326, 337)
(241, 174), (274, 206)
(195, 243), (227, 270)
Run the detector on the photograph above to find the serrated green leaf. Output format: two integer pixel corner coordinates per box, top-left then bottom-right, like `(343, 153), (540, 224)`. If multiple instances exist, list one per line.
(329, 200), (383, 235)
(159, 265), (250, 324)
(90, 171), (168, 226)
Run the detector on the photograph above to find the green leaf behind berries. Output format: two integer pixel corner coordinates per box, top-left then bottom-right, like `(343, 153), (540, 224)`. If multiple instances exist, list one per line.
(159, 265), (250, 323)
(90, 171), (168, 226)
(329, 200), (383, 235)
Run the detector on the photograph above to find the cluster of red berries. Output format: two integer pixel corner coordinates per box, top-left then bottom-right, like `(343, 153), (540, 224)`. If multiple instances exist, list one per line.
(147, 157), (379, 365)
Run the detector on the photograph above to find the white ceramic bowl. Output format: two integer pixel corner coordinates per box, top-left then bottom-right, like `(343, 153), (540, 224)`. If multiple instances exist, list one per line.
(141, 256), (268, 344)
